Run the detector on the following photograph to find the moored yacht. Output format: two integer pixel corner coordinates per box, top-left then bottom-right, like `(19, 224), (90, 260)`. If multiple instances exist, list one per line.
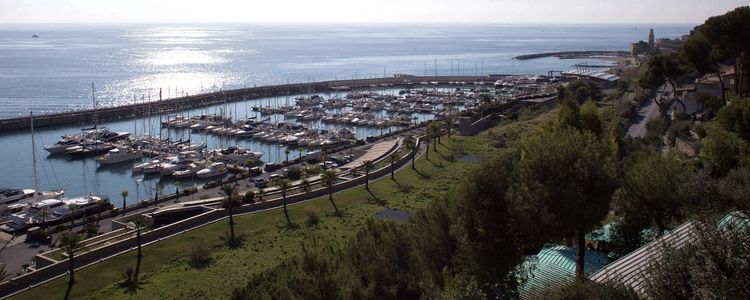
(95, 147), (143, 165)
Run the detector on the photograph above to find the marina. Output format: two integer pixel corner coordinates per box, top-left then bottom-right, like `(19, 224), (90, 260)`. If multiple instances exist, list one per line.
(0, 76), (556, 217)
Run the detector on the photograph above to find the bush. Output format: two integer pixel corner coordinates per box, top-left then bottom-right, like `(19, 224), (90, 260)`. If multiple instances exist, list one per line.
(286, 167), (302, 180)
(189, 240), (212, 268)
(304, 207), (319, 227)
(304, 165), (321, 176)
(243, 191), (256, 204)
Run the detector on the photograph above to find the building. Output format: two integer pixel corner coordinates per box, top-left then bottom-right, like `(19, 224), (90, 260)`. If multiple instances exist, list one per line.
(648, 29), (655, 50)
(519, 244), (610, 299)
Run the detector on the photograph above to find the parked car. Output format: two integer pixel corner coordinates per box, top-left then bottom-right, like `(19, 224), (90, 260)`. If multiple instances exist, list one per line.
(254, 178), (267, 188)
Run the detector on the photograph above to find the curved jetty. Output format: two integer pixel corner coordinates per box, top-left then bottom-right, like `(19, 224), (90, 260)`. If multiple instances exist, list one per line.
(513, 51), (628, 60)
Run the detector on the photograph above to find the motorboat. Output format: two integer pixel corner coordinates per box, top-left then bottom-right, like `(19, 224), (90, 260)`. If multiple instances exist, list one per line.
(159, 156), (196, 176)
(44, 135), (82, 154)
(95, 147), (143, 165)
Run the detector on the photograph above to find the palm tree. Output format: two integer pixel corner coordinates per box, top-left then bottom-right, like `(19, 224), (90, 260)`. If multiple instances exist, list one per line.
(257, 188), (264, 201)
(68, 204), (79, 230)
(120, 190), (128, 216)
(424, 138), (430, 159)
(404, 136), (416, 169)
(389, 151), (400, 180)
(272, 179), (292, 227)
(220, 184), (241, 244)
(360, 160), (374, 190)
(445, 104), (454, 138)
(284, 149), (291, 163)
(300, 179), (310, 193)
(428, 122), (440, 149)
(131, 215), (149, 282)
(0, 264), (9, 284)
(39, 208), (49, 233)
(58, 231), (83, 300)
(320, 169), (339, 213)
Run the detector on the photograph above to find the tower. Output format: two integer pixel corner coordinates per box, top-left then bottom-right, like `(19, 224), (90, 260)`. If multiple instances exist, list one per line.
(648, 29), (655, 50)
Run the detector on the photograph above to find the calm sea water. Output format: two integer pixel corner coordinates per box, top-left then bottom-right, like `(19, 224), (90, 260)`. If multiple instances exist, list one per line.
(0, 23), (693, 205)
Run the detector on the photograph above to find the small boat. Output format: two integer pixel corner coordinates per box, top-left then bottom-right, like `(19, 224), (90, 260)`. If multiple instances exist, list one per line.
(31, 34), (39, 38)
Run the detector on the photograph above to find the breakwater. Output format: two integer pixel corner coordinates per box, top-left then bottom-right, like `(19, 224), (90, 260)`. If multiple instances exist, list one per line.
(0, 75), (506, 133)
(513, 51), (629, 61)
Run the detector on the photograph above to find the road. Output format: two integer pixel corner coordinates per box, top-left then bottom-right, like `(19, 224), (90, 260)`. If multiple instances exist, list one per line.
(626, 85), (670, 138)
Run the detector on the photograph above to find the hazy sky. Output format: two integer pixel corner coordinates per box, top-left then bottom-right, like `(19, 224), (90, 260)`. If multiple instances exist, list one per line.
(0, 0), (746, 24)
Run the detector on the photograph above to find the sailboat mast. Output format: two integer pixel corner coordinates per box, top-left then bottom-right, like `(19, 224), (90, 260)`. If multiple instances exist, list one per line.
(30, 111), (40, 203)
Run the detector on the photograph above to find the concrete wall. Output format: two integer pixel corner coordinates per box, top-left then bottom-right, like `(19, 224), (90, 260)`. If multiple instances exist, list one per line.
(458, 115), (498, 136)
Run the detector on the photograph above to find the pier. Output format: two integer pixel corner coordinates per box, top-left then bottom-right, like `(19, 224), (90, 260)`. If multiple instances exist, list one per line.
(0, 75), (507, 133)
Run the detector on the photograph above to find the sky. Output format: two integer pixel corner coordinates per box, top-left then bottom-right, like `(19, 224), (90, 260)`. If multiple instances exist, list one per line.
(0, 0), (746, 24)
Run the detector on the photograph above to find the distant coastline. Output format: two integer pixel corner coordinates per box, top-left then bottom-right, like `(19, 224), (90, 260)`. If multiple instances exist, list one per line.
(513, 50), (629, 61)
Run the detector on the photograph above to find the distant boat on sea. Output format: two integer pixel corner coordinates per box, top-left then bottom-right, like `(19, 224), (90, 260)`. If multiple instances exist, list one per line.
(31, 34), (39, 38)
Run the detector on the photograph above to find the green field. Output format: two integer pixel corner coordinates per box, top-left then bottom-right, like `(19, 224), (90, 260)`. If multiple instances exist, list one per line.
(12, 110), (552, 299)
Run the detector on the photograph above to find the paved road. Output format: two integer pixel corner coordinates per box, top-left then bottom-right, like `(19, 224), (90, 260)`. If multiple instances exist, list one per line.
(626, 86), (669, 138)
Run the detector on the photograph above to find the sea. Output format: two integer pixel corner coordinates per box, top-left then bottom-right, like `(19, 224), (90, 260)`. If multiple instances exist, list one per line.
(0, 23), (693, 205)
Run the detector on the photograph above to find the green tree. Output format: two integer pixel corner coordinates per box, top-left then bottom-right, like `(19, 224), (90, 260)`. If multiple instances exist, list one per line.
(617, 154), (691, 234)
(580, 99), (603, 138)
(132, 215), (149, 282)
(120, 190), (128, 216)
(272, 179), (293, 228)
(517, 126), (617, 278)
(320, 169), (339, 214)
(58, 231), (84, 300)
(404, 136), (417, 169)
(681, 28), (729, 104)
(220, 184), (241, 243)
(645, 223), (750, 299)
(701, 126), (750, 176)
(639, 53), (689, 116)
(716, 99), (750, 142)
(284, 149), (291, 163)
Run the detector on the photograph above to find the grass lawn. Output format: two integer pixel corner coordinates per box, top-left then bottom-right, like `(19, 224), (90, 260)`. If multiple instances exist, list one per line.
(11, 110), (556, 299)
(12, 137), (481, 300)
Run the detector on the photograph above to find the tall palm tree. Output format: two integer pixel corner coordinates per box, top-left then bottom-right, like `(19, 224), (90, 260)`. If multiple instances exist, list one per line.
(68, 204), (79, 230)
(320, 169), (338, 213)
(428, 122), (440, 149)
(120, 190), (128, 216)
(389, 151), (400, 180)
(360, 160), (374, 190)
(219, 184), (241, 244)
(284, 149), (291, 163)
(404, 136), (416, 169)
(272, 179), (292, 227)
(257, 188), (264, 201)
(58, 231), (83, 300)
(300, 179), (310, 193)
(131, 215), (149, 282)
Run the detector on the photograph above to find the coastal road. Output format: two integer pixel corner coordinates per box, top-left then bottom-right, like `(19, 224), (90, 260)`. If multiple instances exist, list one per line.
(626, 86), (669, 138)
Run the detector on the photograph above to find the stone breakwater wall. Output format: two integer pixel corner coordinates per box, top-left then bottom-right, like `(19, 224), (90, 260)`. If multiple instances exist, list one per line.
(0, 75), (506, 133)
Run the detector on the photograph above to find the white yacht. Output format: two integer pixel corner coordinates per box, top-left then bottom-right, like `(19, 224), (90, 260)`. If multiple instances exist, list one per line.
(44, 135), (81, 154)
(95, 147), (143, 165)
(196, 162), (228, 179)
(211, 147), (263, 165)
(159, 156), (196, 176)
(6, 194), (109, 231)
